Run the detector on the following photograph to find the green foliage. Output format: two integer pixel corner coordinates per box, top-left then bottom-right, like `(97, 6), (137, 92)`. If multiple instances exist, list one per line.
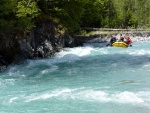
(0, 0), (40, 35)
(16, 17), (33, 33)
(78, 30), (87, 35)
(102, 0), (117, 28)
(0, 0), (16, 17)
(1, 0), (150, 36)
(0, 0), (17, 35)
(37, 0), (88, 32)
(16, 0), (40, 32)
(57, 0), (86, 32)
(16, 0), (40, 18)
(81, 0), (104, 27)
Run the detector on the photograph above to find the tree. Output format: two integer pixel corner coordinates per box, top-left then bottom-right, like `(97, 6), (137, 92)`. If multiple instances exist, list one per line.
(81, 0), (104, 28)
(102, 0), (117, 28)
(0, 0), (17, 33)
(37, 0), (88, 32)
(16, 0), (40, 33)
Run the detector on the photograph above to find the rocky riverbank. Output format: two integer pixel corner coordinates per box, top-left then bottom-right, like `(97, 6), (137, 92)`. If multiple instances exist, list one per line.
(1, 22), (150, 71)
(0, 20), (81, 71)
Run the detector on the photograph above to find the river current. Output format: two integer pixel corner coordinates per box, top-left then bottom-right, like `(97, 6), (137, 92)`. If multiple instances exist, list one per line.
(0, 38), (150, 113)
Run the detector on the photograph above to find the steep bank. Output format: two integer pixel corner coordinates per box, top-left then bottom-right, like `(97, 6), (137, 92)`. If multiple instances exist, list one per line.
(1, 24), (150, 71)
(0, 20), (81, 71)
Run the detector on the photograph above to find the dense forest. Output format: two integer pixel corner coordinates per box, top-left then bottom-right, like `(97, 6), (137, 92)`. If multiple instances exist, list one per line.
(1, 0), (150, 34)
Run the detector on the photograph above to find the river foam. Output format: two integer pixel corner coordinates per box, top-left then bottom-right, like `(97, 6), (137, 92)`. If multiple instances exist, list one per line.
(16, 88), (149, 106)
(1, 40), (150, 113)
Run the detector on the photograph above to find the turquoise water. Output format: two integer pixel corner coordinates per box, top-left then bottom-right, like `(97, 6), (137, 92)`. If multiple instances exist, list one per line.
(0, 41), (150, 113)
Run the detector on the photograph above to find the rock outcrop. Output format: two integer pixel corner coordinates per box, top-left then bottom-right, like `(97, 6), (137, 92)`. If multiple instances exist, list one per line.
(0, 20), (82, 71)
(1, 22), (150, 71)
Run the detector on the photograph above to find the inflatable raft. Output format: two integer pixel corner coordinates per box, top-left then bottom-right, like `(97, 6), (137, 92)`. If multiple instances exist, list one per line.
(112, 41), (128, 48)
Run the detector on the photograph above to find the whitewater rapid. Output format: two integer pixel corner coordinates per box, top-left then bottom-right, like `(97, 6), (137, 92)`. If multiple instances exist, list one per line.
(0, 37), (150, 113)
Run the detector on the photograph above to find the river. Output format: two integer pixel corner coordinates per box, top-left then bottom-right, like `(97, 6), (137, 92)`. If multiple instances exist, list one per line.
(0, 38), (150, 113)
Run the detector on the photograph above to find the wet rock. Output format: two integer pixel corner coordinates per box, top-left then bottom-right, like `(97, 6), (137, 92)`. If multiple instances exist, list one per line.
(18, 39), (34, 59)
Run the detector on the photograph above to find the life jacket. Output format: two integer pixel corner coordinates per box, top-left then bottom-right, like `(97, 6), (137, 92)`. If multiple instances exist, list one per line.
(110, 37), (117, 45)
(126, 37), (132, 44)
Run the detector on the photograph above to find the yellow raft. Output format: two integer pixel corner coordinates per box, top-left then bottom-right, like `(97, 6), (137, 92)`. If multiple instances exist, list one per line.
(112, 41), (128, 48)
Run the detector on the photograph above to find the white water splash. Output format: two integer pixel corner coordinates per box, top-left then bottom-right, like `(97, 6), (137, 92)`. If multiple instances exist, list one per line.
(128, 49), (150, 56)
(75, 90), (145, 104)
(21, 88), (150, 106)
(9, 97), (18, 103)
(56, 47), (94, 58)
(25, 88), (73, 102)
